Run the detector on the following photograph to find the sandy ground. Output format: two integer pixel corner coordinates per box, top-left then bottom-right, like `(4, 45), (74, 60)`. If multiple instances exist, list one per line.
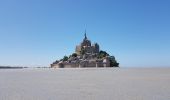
(0, 68), (170, 100)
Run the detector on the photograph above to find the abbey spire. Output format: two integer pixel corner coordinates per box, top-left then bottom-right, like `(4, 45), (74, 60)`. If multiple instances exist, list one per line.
(84, 30), (87, 40)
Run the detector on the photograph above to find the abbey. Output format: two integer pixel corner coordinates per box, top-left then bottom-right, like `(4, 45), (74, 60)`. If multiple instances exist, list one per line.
(51, 32), (119, 68)
(76, 33), (99, 55)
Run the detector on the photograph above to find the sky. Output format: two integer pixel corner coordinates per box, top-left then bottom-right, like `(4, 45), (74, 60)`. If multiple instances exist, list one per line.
(0, 0), (170, 67)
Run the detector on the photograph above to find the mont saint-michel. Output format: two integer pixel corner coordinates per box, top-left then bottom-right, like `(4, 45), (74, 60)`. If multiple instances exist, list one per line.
(51, 32), (119, 68)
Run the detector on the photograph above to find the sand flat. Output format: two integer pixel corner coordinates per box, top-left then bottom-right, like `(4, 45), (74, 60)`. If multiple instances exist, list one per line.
(0, 68), (170, 100)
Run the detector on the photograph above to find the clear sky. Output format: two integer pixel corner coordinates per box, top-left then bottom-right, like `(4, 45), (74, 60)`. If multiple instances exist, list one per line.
(0, 0), (170, 67)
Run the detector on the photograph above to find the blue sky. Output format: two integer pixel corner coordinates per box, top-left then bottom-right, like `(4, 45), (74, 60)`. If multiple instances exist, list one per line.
(0, 0), (170, 67)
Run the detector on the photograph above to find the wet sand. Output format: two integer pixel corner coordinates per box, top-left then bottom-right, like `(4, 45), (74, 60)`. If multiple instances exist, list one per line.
(0, 68), (170, 100)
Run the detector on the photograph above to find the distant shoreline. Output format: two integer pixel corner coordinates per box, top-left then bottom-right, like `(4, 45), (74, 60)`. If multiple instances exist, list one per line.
(0, 66), (51, 69)
(0, 66), (26, 69)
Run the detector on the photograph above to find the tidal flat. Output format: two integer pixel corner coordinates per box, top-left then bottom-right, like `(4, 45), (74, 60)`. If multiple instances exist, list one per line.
(0, 68), (170, 100)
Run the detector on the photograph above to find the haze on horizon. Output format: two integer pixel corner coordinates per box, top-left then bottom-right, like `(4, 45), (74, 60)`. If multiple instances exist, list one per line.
(0, 0), (170, 67)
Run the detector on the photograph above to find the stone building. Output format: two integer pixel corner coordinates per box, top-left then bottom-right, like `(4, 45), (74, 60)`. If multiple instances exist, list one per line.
(51, 32), (117, 68)
(76, 33), (99, 55)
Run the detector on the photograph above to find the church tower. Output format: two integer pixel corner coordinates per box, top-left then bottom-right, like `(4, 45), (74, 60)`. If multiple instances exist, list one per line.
(81, 31), (91, 47)
(76, 31), (100, 55)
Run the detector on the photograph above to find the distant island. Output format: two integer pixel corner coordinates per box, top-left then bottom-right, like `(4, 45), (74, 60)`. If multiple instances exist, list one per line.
(51, 32), (119, 68)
